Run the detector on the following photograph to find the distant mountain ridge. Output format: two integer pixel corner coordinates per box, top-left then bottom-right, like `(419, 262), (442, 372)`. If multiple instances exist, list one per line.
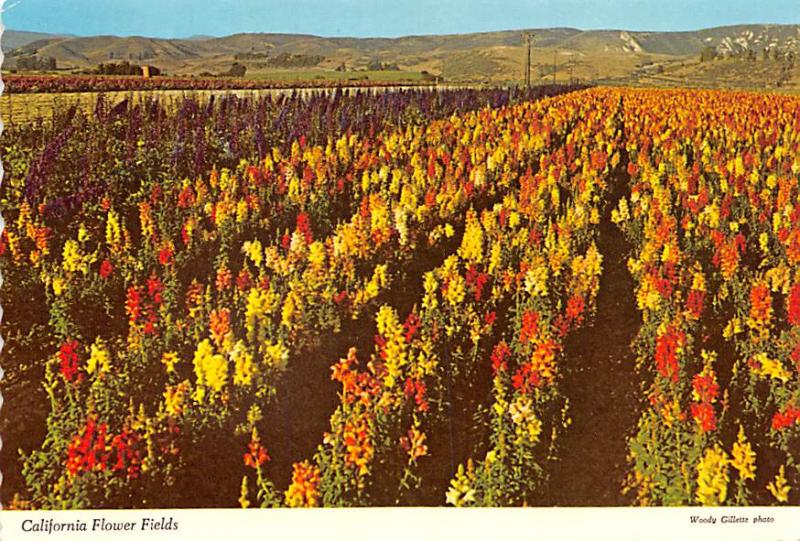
(3, 24), (799, 87)
(2, 29), (72, 52)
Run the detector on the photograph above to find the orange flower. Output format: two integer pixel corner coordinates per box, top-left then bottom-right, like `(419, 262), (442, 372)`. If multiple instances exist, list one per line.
(209, 308), (231, 347)
(748, 283), (772, 326)
(285, 461), (321, 507)
(243, 429), (270, 469)
(400, 426), (428, 462)
(343, 415), (374, 475)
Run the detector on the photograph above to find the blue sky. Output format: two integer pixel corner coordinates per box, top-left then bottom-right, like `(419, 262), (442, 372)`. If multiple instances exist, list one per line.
(3, 0), (799, 38)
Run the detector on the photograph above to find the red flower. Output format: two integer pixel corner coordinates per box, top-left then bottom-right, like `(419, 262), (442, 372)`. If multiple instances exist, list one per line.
(654, 274), (673, 299)
(791, 343), (800, 374)
(216, 265), (232, 290)
(181, 223), (191, 246)
(512, 362), (541, 394)
(691, 371), (719, 403)
(58, 339), (83, 383)
(685, 288), (703, 319)
(236, 269), (252, 290)
(177, 185), (196, 208)
(484, 311), (497, 327)
(110, 428), (143, 479)
(125, 286), (143, 324)
(771, 405), (800, 431)
(243, 440), (270, 469)
(565, 294), (585, 324)
(403, 377), (429, 412)
(465, 265), (490, 302)
(158, 246), (174, 266)
(749, 283), (772, 324)
(491, 341), (511, 374)
(654, 326), (684, 383)
(691, 402), (717, 432)
(403, 312), (421, 343)
(788, 283), (800, 326)
(519, 310), (539, 344)
(66, 418), (142, 479)
(147, 275), (164, 304)
(99, 259), (113, 279)
(296, 212), (313, 244)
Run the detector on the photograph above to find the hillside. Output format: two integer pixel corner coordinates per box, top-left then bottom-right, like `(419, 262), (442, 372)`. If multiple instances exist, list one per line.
(3, 24), (799, 89)
(2, 30), (69, 52)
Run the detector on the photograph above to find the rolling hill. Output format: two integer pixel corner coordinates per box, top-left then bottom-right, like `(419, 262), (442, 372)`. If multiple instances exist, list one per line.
(3, 24), (799, 89)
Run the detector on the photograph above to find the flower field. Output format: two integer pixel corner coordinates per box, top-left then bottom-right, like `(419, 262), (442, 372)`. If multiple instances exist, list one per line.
(3, 74), (432, 95)
(1, 85), (799, 508)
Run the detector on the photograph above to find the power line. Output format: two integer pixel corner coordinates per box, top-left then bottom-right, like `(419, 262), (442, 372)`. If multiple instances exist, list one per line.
(524, 32), (535, 88)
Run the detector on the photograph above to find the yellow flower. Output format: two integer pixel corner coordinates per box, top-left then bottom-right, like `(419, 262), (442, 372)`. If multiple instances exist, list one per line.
(106, 210), (122, 250)
(446, 463), (477, 507)
(524, 263), (549, 297)
(161, 351), (179, 374)
(696, 445), (729, 506)
(751, 352), (791, 383)
(422, 271), (439, 311)
(62, 239), (84, 273)
(52, 276), (65, 296)
(611, 197), (630, 224)
(284, 461), (321, 508)
(193, 339), (228, 397)
(238, 476), (250, 509)
(307, 241), (326, 268)
(730, 425), (756, 482)
(759, 232), (770, 255)
(245, 287), (276, 343)
(242, 239), (263, 267)
(691, 270), (706, 292)
(459, 212), (484, 263)
(264, 341), (289, 370)
(77, 224), (90, 243)
(722, 317), (742, 339)
(163, 381), (189, 416)
(444, 273), (466, 306)
(231, 341), (256, 386)
(281, 292), (299, 329)
(376, 305), (407, 388)
(509, 395), (543, 443)
(86, 339), (110, 375)
(236, 199), (248, 223)
(767, 465), (790, 503)
(488, 242), (502, 274)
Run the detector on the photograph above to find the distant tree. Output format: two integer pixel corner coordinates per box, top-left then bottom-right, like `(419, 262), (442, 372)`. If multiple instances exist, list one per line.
(700, 46), (717, 62)
(94, 61), (154, 76)
(40, 56), (57, 70)
(226, 62), (247, 77)
(16, 55), (57, 71)
(15, 56), (35, 70)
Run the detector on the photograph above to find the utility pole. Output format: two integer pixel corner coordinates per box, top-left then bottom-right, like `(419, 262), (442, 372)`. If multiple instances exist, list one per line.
(524, 32), (535, 88)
